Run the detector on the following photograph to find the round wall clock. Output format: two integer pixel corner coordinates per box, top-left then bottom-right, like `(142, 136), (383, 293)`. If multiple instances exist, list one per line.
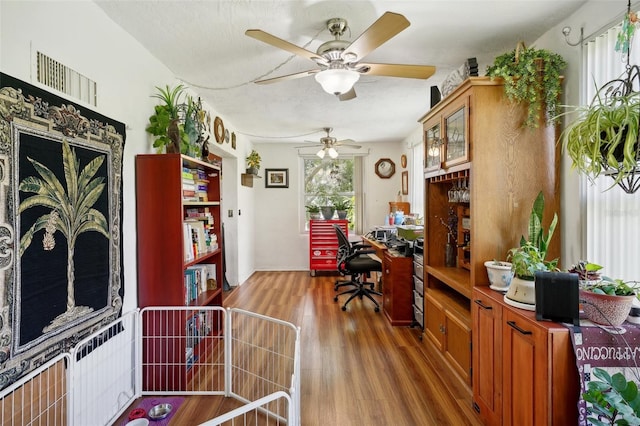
(214, 116), (224, 144)
(401, 154), (407, 168)
(375, 158), (396, 179)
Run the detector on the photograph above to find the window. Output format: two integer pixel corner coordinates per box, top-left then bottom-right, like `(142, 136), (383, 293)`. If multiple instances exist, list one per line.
(303, 157), (359, 231)
(583, 14), (640, 281)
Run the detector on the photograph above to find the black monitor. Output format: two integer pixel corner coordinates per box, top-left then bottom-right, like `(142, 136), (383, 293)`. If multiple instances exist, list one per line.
(534, 271), (580, 325)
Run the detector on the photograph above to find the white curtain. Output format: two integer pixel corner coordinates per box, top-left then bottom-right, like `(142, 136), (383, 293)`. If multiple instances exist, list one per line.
(584, 21), (640, 281)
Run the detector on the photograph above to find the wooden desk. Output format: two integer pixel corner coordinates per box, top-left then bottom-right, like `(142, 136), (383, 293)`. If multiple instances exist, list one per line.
(362, 236), (413, 326)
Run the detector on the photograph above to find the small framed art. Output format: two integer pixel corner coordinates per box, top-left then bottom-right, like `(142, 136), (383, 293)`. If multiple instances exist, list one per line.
(402, 171), (409, 195)
(265, 168), (289, 188)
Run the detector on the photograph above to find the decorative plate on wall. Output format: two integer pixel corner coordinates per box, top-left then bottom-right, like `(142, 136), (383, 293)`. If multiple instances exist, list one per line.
(224, 129), (230, 144)
(375, 158), (396, 178)
(214, 116), (224, 144)
(401, 154), (407, 168)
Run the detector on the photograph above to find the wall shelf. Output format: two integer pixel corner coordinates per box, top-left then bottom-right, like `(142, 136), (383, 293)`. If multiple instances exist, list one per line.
(241, 173), (261, 187)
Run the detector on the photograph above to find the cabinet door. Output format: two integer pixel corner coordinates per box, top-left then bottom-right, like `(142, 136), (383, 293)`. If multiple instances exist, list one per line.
(502, 309), (548, 426)
(472, 293), (502, 426)
(443, 97), (470, 168)
(425, 120), (442, 172)
(444, 309), (471, 384)
(423, 292), (445, 351)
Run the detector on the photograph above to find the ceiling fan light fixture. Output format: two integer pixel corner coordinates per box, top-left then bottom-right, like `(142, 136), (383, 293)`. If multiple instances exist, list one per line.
(314, 69), (360, 95)
(316, 148), (326, 159)
(328, 147), (339, 159)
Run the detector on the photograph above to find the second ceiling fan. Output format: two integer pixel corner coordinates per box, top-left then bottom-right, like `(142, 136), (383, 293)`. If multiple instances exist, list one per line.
(245, 11), (436, 101)
(296, 127), (361, 159)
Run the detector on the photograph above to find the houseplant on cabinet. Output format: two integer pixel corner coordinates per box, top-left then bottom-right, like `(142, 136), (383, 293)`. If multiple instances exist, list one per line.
(579, 277), (639, 326)
(504, 191), (558, 310)
(332, 197), (351, 220)
(305, 204), (321, 220)
(486, 42), (566, 128)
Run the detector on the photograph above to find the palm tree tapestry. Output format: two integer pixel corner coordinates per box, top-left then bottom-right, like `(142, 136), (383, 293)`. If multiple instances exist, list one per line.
(0, 73), (125, 389)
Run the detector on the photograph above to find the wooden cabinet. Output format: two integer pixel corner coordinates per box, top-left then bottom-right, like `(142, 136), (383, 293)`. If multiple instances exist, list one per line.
(309, 219), (348, 276)
(418, 77), (561, 389)
(472, 287), (578, 426)
(135, 153), (224, 389)
(382, 250), (414, 326)
(423, 288), (472, 384)
(389, 201), (410, 214)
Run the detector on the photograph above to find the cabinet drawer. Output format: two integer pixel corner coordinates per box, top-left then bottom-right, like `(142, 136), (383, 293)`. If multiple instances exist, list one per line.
(414, 304), (424, 327)
(413, 289), (424, 309)
(310, 249), (336, 260)
(414, 275), (424, 295)
(413, 261), (424, 278)
(413, 253), (423, 266)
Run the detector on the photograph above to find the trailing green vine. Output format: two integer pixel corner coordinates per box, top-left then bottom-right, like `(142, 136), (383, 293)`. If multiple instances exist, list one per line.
(486, 44), (566, 129)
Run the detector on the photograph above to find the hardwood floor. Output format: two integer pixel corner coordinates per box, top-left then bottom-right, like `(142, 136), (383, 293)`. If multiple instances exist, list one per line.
(221, 271), (483, 426)
(116, 271), (483, 425)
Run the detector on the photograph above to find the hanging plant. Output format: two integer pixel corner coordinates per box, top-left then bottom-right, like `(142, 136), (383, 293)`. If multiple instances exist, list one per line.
(486, 42), (567, 129)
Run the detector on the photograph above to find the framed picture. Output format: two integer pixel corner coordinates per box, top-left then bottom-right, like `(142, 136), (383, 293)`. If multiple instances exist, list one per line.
(265, 168), (289, 188)
(402, 171), (409, 195)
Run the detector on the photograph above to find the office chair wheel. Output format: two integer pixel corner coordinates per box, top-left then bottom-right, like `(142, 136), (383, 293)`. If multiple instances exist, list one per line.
(333, 296), (338, 302)
(374, 306), (380, 312)
(342, 306), (347, 311)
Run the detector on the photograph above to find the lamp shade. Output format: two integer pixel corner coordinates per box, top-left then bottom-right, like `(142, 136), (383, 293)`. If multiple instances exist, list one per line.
(328, 147), (339, 159)
(316, 148), (326, 159)
(314, 69), (360, 95)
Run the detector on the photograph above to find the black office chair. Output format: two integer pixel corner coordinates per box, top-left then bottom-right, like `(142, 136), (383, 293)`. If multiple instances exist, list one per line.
(333, 225), (383, 312)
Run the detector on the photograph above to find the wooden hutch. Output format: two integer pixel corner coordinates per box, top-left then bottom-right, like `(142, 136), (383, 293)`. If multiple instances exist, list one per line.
(419, 77), (577, 424)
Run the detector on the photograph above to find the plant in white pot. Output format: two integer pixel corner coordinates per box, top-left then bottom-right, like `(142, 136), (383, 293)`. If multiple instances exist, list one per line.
(504, 191), (558, 310)
(484, 260), (514, 292)
(579, 278), (639, 327)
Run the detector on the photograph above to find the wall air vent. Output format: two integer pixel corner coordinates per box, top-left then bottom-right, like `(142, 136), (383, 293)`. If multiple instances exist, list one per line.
(36, 51), (97, 106)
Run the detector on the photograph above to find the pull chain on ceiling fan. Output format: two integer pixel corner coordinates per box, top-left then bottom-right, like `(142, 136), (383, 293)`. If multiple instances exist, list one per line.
(245, 11), (436, 101)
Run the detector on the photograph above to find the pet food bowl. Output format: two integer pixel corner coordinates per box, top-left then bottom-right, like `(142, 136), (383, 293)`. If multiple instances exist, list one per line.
(148, 403), (173, 420)
(126, 419), (149, 426)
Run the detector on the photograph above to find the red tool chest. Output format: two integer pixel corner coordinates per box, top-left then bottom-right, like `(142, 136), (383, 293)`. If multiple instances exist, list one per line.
(309, 219), (348, 276)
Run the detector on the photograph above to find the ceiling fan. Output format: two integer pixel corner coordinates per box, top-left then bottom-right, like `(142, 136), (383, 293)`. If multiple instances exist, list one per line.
(245, 11), (436, 101)
(296, 127), (361, 159)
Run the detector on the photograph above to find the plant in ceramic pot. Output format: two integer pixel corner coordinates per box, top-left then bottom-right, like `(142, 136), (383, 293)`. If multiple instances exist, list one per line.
(305, 204), (321, 220)
(567, 260), (604, 288)
(579, 277), (639, 326)
(332, 197), (351, 220)
(484, 260), (514, 292)
(146, 84), (189, 154)
(486, 42), (566, 129)
(504, 191), (558, 309)
(245, 149), (261, 175)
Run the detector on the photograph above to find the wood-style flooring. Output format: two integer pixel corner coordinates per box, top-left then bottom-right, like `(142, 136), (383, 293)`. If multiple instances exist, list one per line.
(221, 271), (482, 426)
(118, 271), (483, 425)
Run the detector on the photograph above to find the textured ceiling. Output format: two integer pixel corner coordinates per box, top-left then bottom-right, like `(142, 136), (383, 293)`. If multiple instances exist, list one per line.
(95, 0), (586, 147)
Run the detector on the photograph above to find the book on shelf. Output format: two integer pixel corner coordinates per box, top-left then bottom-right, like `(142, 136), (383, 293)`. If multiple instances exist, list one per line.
(184, 219), (207, 255)
(183, 222), (195, 261)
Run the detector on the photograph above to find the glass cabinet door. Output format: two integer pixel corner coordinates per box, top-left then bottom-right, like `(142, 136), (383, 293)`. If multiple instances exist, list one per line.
(444, 100), (469, 167)
(425, 122), (442, 172)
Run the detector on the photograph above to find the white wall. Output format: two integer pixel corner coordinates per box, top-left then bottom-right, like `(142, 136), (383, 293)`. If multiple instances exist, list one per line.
(251, 141), (408, 271)
(0, 1), (251, 308)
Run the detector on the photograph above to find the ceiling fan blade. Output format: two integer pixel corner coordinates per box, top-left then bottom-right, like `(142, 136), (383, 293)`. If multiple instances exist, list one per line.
(336, 138), (356, 144)
(254, 69), (319, 85)
(337, 143), (362, 149)
(245, 29), (324, 63)
(338, 87), (357, 101)
(359, 63), (436, 79)
(295, 144), (323, 149)
(342, 12), (410, 61)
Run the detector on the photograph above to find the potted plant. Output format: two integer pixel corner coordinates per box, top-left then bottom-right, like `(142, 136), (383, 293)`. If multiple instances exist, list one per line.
(559, 87), (640, 189)
(580, 277), (639, 326)
(484, 260), (514, 292)
(305, 204), (321, 220)
(486, 42), (566, 129)
(246, 149), (261, 175)
(504, 191), (558, 308)
(146, 84), (189, 154)
(567, 260), (604, 287)
(583, 367), (640, 425)
(332, 197), (351, 220)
